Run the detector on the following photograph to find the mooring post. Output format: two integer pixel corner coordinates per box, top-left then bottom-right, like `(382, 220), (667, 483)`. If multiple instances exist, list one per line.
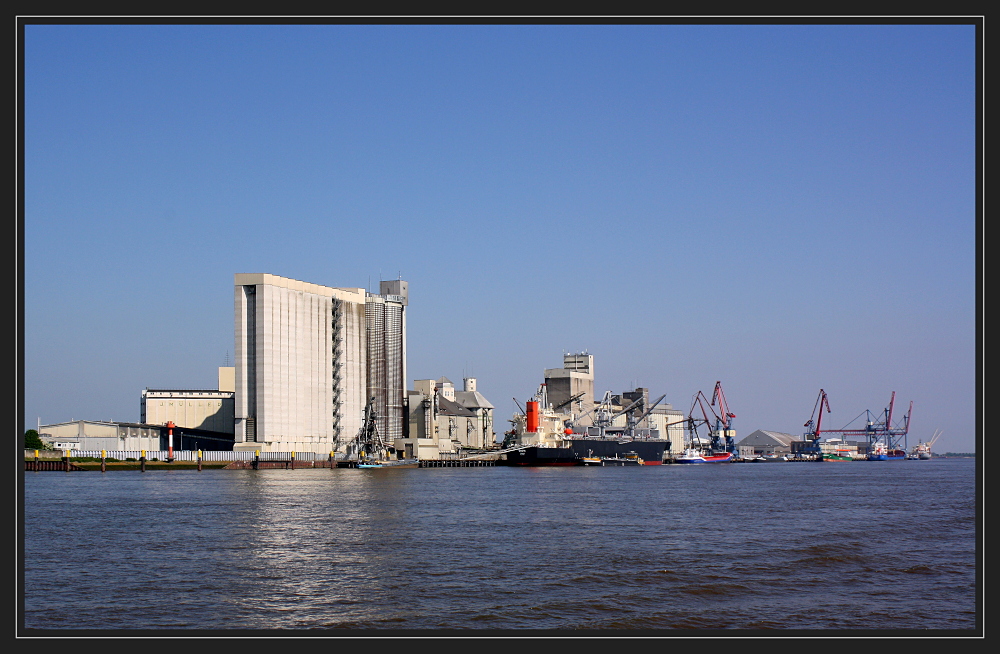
(63, 449), (71, 472)
(289, 451), (295, 470)
(253, 450), (259, 470)
(101, 449), (106, 473)
(34, 450), (39, 463)
(197, 449), (203, 471)
(140, 450), (146, 472)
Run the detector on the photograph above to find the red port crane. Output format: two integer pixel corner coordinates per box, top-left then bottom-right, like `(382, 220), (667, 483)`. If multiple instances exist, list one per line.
(801, 389), (831, 456)
(688, 381), (737, 453)
(800, 390), (912, 458)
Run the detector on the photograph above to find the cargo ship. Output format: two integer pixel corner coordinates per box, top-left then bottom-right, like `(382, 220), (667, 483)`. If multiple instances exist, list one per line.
(867, 443), (906, 461)
(502, 397), (668, 466)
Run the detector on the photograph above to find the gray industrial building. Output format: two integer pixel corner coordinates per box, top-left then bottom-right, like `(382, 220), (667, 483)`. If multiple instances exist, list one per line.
(736, 429), (801, 456)
(544, 352), (595, 417)
(397, 377), (496, 459)
(233, 273), (408, 455)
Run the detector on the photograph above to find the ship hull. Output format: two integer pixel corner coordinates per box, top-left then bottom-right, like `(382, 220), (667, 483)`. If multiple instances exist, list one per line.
(504, 446), (580, 466)
(503, 439), (667, 466)
(567, 439), (666, 465)
(676, 451), (733, 464)
(868, 450), (906, 461)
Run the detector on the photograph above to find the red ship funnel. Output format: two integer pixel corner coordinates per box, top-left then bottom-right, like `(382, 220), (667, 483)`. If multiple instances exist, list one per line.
(526, 401), (539, 433)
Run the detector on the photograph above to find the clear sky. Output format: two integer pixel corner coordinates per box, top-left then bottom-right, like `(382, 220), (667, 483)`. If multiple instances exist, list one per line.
(20, 21), (980, 453)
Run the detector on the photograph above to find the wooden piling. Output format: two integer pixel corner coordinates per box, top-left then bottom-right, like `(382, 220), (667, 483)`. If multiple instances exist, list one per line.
(101, 450), (106, 472)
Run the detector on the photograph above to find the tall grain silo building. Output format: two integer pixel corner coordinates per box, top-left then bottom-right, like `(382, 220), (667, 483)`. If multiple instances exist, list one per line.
(233, 273), (407, 454)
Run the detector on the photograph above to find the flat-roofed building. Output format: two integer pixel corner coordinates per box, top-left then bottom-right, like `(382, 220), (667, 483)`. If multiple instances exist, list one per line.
(35, 419), (234, 452)
(141, 367), (235, 434)
(544, 352), (594, 418)
(234, 273), (407, 454)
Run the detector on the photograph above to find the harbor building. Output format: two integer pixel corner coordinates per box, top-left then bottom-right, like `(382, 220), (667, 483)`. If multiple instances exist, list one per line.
(141, 366), (236, 434)
(35, 419), (235, 452)
(735, 430), (801, 457)
(544, 352), (595, 419)
(233, 273), (407, 455)
(396, 377), (496, 460)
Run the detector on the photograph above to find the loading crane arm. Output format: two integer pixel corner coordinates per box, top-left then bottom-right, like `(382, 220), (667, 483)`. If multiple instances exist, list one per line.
(552, 391), (586, 414)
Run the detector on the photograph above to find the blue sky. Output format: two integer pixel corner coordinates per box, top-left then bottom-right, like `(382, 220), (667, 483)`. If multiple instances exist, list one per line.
(20, 21), (979, 453)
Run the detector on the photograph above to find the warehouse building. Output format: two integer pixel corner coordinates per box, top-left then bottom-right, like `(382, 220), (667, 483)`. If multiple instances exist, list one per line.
(736, 429), (802, 456)
(141, 366), (235, 434)
(35, 419), (234, 452)
(233, 273), (407, 455)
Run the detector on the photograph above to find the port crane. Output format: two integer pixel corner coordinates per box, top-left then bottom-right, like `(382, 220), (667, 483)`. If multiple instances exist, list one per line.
(801, 389), (831, 456)
(687, 382), (737, 453)
(802, 390), (912, 456)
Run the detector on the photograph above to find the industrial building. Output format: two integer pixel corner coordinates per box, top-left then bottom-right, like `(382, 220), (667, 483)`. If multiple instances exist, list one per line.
(35, 419), (235, 452)
(396, 377), (496, 459)
(735, 429), (801, 457)
(233, 273), (407, 455)
(543, 353), (595, 418)
(140, 366), (235, 434)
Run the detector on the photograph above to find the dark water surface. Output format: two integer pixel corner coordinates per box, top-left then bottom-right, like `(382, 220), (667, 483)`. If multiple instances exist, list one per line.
(22, 459), (979, 634)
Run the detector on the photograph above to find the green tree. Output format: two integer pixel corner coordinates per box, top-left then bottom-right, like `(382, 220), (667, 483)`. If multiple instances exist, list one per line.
(24, 429), (45, 450)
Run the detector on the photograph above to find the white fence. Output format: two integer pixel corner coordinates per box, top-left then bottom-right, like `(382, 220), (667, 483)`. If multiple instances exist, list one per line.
(32, 450), (342, 462)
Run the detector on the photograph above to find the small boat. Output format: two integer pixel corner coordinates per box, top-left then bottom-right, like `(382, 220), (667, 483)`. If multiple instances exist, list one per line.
(356, 458), (419, 469)
(601, 452), (644, 466)
(580, 450), (602, 466)
(676, 448), (733, 464)
(822, 449), (854, 462)
(761, 454), (787, 462)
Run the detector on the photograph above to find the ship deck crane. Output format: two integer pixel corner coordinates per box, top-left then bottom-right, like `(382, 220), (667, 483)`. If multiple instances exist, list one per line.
(552, 391), (586, 414)
(624, 394), (666, 439)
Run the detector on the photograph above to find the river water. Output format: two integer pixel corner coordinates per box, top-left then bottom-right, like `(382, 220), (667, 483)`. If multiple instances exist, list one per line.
(21, 458), (979, 636)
